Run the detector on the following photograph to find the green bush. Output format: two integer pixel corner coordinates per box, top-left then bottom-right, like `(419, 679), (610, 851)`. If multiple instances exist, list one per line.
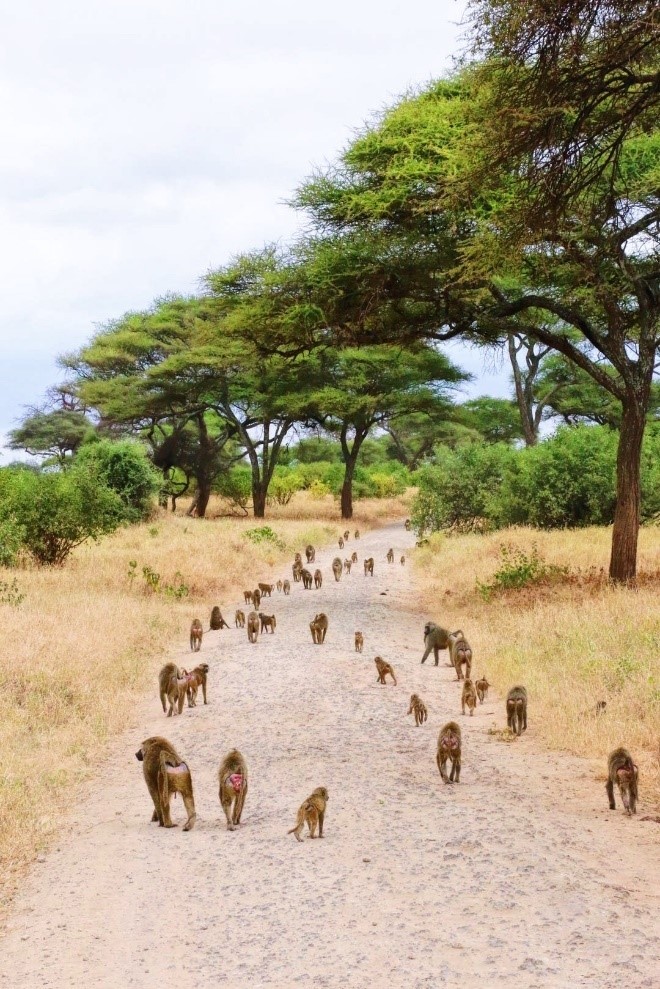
(476, 544), (569, 600)
(244, 526), (286, 549)
(0, 517), (26, 566)
(267, 469), (305, 506)
(76, 439), (158, 521)
(214, 467), (252, 512)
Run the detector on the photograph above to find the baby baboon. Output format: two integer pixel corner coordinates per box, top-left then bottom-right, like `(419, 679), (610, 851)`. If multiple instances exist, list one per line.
(314, 568), (323, 588)
(400, 555), (405, 566)
(209, 606), (229, 631)
(374, 656), (397, 685)
(276, 580), (283, 593)
(387, 548), (394, 563)
(407, 693), (428, 726)
(436, 721), (461, 784)
(506, 685), (528, 735)
(310, 613), (328, 644)
(259, 613), (277, 634)
(294, 552), (302, 564)
(283, 579), (291, 595)
(351, 551), (358, 563)
(343, 559), (352, 574)
(421, 623), (459, 666)
(354, 631), (364, 653)
(292, 561), (303, 583)
(404, 518), (411, 530)
(190, 619), (203, 652)
(338, 537), (344, 549)
(461, 678), (477, 716)
(343, 530), (350, 541)
(235, 609), (246, 628)
(247, 611), (260, 644)
(475, 677), (490, 703)
(136, 736), (196, 830)
(363, 557), (374, 576)
(288, 787), (328, 842)
(354, 530), (360, 539)
(606, 747), (638, 816)
(450, 634), (472, 681)
(243, 590), (254, 605)
(305, 544), (316, 563)
(158, 663), (188, 716)
(186, 663), (209, 707)
(301, 568), (313, 589)
(218, 749), (248, 831)
(332, 557), (343, 582)
(252, 588), (261, 610)
(258, 582), (274, 597)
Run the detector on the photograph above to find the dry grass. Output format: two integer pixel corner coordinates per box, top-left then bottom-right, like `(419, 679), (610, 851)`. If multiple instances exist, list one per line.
(414, 526), (660, 808)
(0, 491), (409, 911)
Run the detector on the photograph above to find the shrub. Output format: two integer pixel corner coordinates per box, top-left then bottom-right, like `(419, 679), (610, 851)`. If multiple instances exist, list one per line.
(267, 469), (304, 506)
(476, 544), (570, 600)
(0, 518), (26, 566)
(244, 526), (285, 549)
(76, 439), (159, 521)
(214, 467), (252, 513)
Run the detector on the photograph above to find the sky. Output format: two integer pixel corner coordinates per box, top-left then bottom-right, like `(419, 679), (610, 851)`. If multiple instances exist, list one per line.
(0, 0), (511, 462)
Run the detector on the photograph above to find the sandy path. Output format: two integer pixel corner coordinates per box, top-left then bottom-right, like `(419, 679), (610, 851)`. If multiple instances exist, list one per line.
(1, 521), (658, 989)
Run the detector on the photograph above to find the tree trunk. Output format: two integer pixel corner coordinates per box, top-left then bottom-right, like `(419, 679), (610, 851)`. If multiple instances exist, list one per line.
(609, 401), (646, 583)
(252, 483), (267, 519)
(187, 478), (212, 518)
(340, 459), (357, 520)
(508, 333), (538, 446)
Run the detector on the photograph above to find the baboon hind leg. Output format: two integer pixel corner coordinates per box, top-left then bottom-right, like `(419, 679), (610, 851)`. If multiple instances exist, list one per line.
(221, 791), (236, 831)
(157, 765), (175, 827)
(318, 808), (324, 837)
(182, 782), (196, 831)
(606, 779), (616, 810)
(234, 783), (247, 824)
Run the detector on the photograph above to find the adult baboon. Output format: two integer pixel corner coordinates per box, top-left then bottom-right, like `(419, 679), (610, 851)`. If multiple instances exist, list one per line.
(247, 611), (260, 643)
(461, 679), (477, 716)
(243, 590), (254, 605)
(606, 748), (638, 816)
(354, 530), (360, 539)
(259, 613), (276, 634)
(421, 623), (463, 666)
(475, 677), (490, 703)
(252, 588), (261, 610)
(258, 582), (274, 597)
(450, 634), (472, 682)
(386, 548), (394, 563)
(436, 722), (461, 784)
(209, 606), (229, 630)
(354, 631), (363, 653)
(374, 656), (397, 685)
(332, 557), (343, 581)
(363, 557), (374, 576)
(338, 537), (344, 549)
(136, 736), (196, 830)
(301, 568), (313, 589)
(351, 551), (358, 564)
(344, 559), (352, 574)
(235, 609), (246, 628)
(159, 663), (188, 717)
(186, 664), (209, 707)
(407, 694), (428, 726)
(404, 519), (411, 531)
(400, 555), (405, 566)
(276, 580), (283, 593)
(288, 787), (328, 842)
(310, 613), (328, 644)
(190, 619), (203, 652)
(305, 544), (316, 563)
(283, 579), (291, 595)
(292, 561), (303, 583)
(218, 749), (248, 831)
(294, 552), (302, 564)
(314, 568), (323, 588)
(343, 530), (350, 541)
(506, 686), (528, 735)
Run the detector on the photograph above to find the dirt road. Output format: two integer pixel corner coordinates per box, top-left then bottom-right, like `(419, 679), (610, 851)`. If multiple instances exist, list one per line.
(2, 521), (658, 988)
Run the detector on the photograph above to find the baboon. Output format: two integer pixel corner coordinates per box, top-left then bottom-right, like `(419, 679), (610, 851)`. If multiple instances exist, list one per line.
(407, 693), (428, 726)
(310, 613), (328, 644)
(306, 544), (316, 563)
(314, 568), (323, 588)
(258, 582), (274, 597)
(288, 787), (328, 842)
(421, 623), (463, 666)
(475, 677), (490, 703)
(158, 663), (188, 717)
(209, 606), (229, 630)
(247, 611), (260, 644)
(292, 561), (303, 583)
(351, 551), (358, 563)
(332, 557), (343, 582)
(276, 580), (283, 593)
(354, 631), (364, 653)
(461, 678), (477, 716)
(243, 590), (254, 605)
(294, 552), (302, 564)
(364, 557), (374, 576)
(190, 619), (203, 652)
(338, 537), (344, 549)
(400, 555), (405, 566)
(159, 662), (180, 713)
(283, 579), (291, 595)
(235, 609), (246, 628)
(343, 530), (350, 541)
(595, 700), (607, 715)
(186, 663), (209, 707)
(344, 559), (352, 574)
(252, 588), (261, 610)
(354, 530), (360, 539)
(218, 749), (248, 831)
(404, 519), (411, 531)
(387, 548), (394, 563)
(606, 747), (638, 816)
(450, 633), (472, 681)
(136, 736), (196, 830)
(436, 721), (461, 783)
(506, 685), (528, 735)
(259, 613), (277, 634)
(301, 568), (313, 589)
(374, 656), (397, 685)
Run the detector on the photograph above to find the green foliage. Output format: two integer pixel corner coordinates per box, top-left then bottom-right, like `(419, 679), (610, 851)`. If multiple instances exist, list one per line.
(76, 439), (159, 521)
(0, 518), (26, 567)
(476, 544), (569, 600)
(267, 470), (303, 506)
(0, 578), (25, 607)
(244, 527), (286, 549)
(7, 409), (94, 464)
(0, 466), (124, 566)
(214, 467), (252, 513)
(127, 560), (189, 599)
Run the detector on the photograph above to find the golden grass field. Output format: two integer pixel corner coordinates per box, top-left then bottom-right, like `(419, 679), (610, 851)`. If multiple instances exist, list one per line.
(0, 492), (410, 912)
(414, 526), (660, 808)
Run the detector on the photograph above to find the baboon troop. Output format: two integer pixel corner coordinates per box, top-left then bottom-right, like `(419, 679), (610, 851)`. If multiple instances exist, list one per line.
(209, 606), (229, 630)
(506, 686), (528, 735)
(351, 551), (358, 563)
(449, 633), (472, 681)
(606, 748), (638, 816)
(314, 568), (323, 588)
(310, 613), (328, 644)
(407, 693), (428, 726)
(283, 579), (291, 595)
(387, 548), (394, 563)
(461, 678), (477, 716)
(344, 559), (352, 574)
(338, 537), (344, 549)
(259, 613), (277, 634)
(190, 619), (203, 652)
(306, 544), (316, 563)
(288, 787), (328, 842)
(436, 722), (461, 784)
(136, 736), (196, 830)
(475, 677), (490, 703)
(374, 656), (397, 685)
(258, 582), (274, 597)
(354, 631), (364, 653)
(301, 568), (313, 589)
(252, 588), (261, 609)
(332, 557), (343, 581)
(247, 611), (260, 643)
(235, 609), (246, 628)
(186, 664), (209, 707)
(363, 557), (374, 576)
(218, 749), (248, 831)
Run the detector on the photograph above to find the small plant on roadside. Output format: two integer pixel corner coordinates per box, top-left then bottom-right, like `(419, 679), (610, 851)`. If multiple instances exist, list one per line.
(128, 562), (189, 599)
(0, 578), (25, 607)
(476, 543), (570, 600)
(244, 526), (285, 549)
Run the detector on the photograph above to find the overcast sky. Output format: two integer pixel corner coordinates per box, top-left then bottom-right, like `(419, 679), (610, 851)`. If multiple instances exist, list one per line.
(0, 0), (511, 462)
